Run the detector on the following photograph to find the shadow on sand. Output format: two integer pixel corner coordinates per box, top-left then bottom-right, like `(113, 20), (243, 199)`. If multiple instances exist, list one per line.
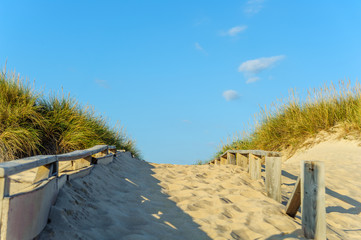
(116, 156), (212, 240)
(40, 153), (211, 240)
(281, 170), (361, 215)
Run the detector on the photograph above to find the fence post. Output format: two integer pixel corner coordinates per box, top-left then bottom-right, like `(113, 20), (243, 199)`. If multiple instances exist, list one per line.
(236, 153), (248, 170)
(220, 156), (227, 165)
(301, 160), (326, 240)
(249, 154), (261, 180)
(265, 157), (282, 202)
(227, 152), (236, 165)
(0, 176), (10, 232)
(285, 177), (301, 218)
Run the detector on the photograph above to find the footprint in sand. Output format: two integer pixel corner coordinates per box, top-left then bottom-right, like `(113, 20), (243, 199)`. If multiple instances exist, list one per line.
(219, 197), (233, 204)
(221, 209), (233, 219)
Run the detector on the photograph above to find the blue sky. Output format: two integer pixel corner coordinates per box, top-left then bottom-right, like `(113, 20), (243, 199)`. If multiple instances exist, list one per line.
(1, 1), (360, 164)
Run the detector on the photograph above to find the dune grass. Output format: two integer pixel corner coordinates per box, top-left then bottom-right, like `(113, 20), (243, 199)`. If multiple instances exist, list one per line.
(216, 80), (361, 158)
(0, 70), (140, 162)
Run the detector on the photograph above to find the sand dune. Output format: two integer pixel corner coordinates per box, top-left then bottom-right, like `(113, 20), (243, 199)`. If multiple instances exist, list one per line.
(40, 140), (361, 239)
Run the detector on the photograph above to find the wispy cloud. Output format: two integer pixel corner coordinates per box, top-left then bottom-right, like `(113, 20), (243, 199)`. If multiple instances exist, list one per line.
(244, 0), (265, 15)
(182, 119), (192, 124)
(195, 42), (208, 55)
(95, 79), (110, 89)
(246, 76), (260, 84)
(195, 42), (203, 51)
(223, 90), (240, 101)
(238, 55), (285, 74)
(194, 17), (210, 26)
(238, 55), (285, 83)
(221, 25), (247, 37)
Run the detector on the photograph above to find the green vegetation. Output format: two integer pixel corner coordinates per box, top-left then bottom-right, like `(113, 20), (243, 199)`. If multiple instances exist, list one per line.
(216, 80), (361, 158)
(0, 70), (140, 162)
(194, 159), (208, 165)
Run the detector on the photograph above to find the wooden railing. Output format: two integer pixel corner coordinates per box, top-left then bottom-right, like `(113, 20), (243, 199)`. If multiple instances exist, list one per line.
(208, 150), (326, 239)
(0, 145), (123, 240)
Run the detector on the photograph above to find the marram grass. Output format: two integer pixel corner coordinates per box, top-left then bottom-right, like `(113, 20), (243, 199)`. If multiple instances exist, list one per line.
(0, 70), (140, 162)
(216, 80), (361, 158)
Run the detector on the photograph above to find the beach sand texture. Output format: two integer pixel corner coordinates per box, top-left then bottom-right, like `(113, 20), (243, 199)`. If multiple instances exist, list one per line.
(39, 140), (361, 239)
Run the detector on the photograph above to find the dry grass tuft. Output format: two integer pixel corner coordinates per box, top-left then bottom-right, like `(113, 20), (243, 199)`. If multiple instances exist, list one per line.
(216, 80), (361, 158)
(0, 70), (140, 161)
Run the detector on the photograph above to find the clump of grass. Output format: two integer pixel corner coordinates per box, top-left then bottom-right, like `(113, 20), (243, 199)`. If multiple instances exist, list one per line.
(0, 69), (140, 161)
(0, 71), (44, 161)
(217, 80), (361, 158)
(194, 159), (207, 165)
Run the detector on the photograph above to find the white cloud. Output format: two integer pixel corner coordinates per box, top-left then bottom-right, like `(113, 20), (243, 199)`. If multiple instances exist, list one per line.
(195, 42), (208, 55)
(227, 25), (247, 36)
(245, 0), (265, 15)
(223, 90), (240, 101)
(246, 76), (260, 83)
(195, 42), (203, 51)
(182, 120), (192, 124)
(238, 55), (285, 74)
(95, 79), (110, 89)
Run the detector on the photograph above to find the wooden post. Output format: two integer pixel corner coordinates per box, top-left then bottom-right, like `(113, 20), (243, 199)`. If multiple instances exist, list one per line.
(265, 157), (282, 202)
(236, 153), (248, 170)
(227, 152), (236, 165)
(261, 156), (266, 165)
(220, 156), (227, 165)
(301, 161), (326, 240)
(286, 177), (301, 218)
(249, 154), (261, 180)
(0, 176), (10, 218)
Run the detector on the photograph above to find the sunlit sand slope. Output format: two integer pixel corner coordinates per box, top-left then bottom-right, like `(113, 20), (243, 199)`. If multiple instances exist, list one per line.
(39, 153), (210, 240)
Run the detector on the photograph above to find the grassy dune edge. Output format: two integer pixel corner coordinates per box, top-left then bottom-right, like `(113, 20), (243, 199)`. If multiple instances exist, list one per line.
(216, 80), (361, 159)
(0, 70), (140, 161)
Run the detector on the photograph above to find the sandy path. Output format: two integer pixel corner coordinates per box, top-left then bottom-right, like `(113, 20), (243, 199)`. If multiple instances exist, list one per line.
(40, 140), (361, 239)
(40, 153), (210, 240)
(151, 164), (302, 240)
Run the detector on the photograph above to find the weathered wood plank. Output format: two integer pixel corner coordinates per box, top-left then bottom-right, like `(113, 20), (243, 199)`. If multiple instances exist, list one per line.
(57, 145), (107, 161)
(108, 145), (116, 150)
(220, 150), (282, 159)
(220, 156), (227, 165)
(285, 177), (301, 218)
(1, 177), (58, 240)
(94, 154), (114, 165)
(0, 176), (10, 226)
(0, 156), (57, 178)
(265, 157), (282, 202)
(236, 153), (248, 170)
(33, 163), (55, 183)
(71, 156), (92, 170)
(261, 156), (266, 165)
(227, 152), (236, 165)
(249, 153), (261, 180)
(301, 161), (326, 240)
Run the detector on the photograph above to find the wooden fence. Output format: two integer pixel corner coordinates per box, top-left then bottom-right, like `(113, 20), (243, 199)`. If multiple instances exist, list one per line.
(208, 150), (326, 239)
(0, 145), (124, 240)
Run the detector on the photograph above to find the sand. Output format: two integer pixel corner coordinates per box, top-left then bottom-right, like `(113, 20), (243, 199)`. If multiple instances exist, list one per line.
(39, 140), (361, 239)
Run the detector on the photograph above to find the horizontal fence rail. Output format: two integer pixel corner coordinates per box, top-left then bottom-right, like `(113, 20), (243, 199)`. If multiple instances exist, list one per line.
(207, 149), (326, 239)
(0, 145), (127, 240)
